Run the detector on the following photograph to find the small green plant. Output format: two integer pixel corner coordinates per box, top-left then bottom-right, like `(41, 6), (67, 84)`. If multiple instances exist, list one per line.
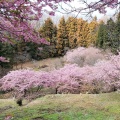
(16, 98), (22, 106)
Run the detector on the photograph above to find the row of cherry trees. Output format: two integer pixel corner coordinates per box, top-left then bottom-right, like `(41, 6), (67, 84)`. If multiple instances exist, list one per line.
(0, 48), (120, 99)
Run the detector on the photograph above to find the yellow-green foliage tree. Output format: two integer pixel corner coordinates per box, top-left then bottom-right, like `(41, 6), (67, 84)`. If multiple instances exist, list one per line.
(38, 18), (58, 58)
(88, 17), (98, 46)
(66, 17), (77, 49)
(39, 17), (54, 42)
(77, 19), (90, 47)
(66, 17), (71, 47)
(51, 25), (57, 45)
(56, 16), (68, 55)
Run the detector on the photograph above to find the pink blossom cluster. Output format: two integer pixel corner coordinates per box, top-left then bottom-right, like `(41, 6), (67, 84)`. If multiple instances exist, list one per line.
(0, 56), (9, 62)
(0, 66), (79, 95)
(87, 53), (120, 91)
(0, 69), (50, 92)
(0, 0), (69, 43)
(64, 47), (85, 65)
(64, 47), (105, 66)
(102, 0), (118, 8)
(50, 64), (82, 93)
(0, 52), (120, 96)
(89, 0), (118, 13)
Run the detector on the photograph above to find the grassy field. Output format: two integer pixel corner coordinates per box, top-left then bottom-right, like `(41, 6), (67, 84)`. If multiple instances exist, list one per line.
(0, 92), (120, 120)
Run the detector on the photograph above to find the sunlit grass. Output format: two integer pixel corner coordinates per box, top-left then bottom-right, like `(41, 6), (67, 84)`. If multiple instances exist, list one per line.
(0, 92), (120, 120)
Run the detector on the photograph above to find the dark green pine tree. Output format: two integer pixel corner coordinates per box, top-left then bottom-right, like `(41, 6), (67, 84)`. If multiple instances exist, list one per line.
(106, 18), (116, 49)
(106, 18), (119, 53)
(115, 13), (120, 53)
(39, 17), (54, 42)
(96, 22), (108, 49)
(0, 42), (15, 68)
(51, 25), (57, 45)
(49, 25), (58, 57)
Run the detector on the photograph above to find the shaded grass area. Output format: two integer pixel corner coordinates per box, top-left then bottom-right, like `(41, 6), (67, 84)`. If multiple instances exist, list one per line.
(0, 92), (120, 120)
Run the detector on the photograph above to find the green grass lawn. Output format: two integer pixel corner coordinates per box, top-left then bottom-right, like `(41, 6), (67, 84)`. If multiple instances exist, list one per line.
(0, 92), (120, 120)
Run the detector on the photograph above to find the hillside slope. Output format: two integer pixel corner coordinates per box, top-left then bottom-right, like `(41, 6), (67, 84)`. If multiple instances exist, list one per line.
(0, 92), (120, 120)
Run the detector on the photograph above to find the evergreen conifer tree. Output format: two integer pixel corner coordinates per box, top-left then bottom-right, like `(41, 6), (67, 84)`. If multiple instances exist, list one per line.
(77, 19), (90, 47)
(39, 17), (54, 42)
(115, 13), (120, 53)
(96, 21), (108, 49)
(88, 17), (98, 46)
(106, 18), (116, 51)
(56, 17), (68, 55)
(66, 17), (77, 49)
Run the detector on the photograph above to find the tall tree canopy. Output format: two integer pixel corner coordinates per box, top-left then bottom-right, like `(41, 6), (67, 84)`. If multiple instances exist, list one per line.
(88, 17), (98, 46)
(56, 17), (68, 55)
(66, 17), (77, 49)
(39, 17), (55, 42)
(77, 19), (90, 47)
(96, 21), (108, 49)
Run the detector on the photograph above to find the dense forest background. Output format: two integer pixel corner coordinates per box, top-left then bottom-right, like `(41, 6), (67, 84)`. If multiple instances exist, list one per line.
(0, 13), (120, 69)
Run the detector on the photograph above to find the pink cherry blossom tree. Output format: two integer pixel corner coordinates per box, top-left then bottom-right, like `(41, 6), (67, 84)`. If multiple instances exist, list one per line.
(81, 52), (120, 93)
(0, 0), (69, 43)
(64, 47), (105, 66)
(0, 66), (79, 103)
